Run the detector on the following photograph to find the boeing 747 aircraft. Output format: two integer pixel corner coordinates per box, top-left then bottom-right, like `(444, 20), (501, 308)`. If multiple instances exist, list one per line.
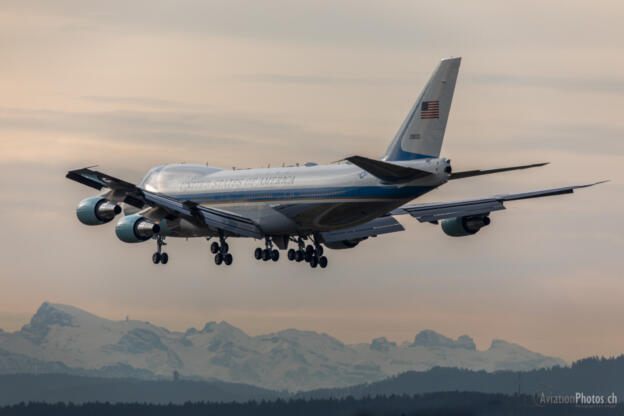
(67, 57), (604, 269)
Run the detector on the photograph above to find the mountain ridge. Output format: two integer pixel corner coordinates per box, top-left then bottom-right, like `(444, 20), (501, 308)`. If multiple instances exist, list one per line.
(0, 302), (566, 391)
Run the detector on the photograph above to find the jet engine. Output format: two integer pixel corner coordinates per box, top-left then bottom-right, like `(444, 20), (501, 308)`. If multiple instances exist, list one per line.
(76, 197), (122, 225)
(324, 239), (361, 250)
(115, 214), (161, 243)
(441, 215), (491, 237)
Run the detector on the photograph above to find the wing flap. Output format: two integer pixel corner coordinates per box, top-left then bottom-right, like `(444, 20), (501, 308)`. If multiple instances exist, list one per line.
(320, 216), (404, 243)
(144, 191), (263, 238)
(398, 200), (505, 222)
(198, 206), (263, 238)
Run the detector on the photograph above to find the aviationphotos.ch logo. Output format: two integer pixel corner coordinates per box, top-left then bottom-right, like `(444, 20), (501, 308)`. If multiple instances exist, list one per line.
(534, 392), (618, 408)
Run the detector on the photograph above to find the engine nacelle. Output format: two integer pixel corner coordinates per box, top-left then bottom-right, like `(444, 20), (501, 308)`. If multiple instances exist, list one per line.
(324, 239), (361, 250)
(441, 215), (491, 237)
(115, 214), (161, 243)
(76, 197), (122, 225)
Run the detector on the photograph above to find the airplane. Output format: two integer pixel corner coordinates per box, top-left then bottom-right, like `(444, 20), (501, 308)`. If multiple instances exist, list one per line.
(66, 57), (604, 269)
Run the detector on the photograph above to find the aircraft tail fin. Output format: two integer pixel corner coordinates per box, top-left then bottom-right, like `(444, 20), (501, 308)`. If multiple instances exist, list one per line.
(382, 57), (461, 161)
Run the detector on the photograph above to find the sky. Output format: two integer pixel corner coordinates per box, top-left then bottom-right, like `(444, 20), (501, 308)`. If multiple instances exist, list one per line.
(0, 0), (623, 363)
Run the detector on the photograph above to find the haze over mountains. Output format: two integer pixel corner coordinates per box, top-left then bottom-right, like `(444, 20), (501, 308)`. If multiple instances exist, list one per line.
(0, 303), (565, 391)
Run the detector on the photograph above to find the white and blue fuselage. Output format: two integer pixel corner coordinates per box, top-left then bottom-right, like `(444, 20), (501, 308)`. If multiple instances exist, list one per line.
(138, 158), (450, 236)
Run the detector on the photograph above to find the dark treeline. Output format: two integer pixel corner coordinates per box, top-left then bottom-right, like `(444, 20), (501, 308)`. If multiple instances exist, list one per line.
(299, 356), (624, 399)
(0, 374), (281, 405)
(0, 393), (621, 416)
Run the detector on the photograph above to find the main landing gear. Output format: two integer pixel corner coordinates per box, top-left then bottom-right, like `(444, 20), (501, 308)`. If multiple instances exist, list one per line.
(286, 236), (328, 269)
(152, 235), (169, 265)
(210, 233), (233, 266)
(253, 237), (279, 262)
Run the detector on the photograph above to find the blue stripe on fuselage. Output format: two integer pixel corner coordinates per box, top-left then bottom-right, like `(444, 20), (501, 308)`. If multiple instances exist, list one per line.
(168, 185), (434, 204)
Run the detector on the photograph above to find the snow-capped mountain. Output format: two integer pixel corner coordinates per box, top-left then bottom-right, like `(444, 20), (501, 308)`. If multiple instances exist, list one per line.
(0, 303), (565, 391)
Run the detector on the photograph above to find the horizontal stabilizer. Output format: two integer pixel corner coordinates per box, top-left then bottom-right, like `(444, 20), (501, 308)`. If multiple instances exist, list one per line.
(342, 155), (432, 183)
(449, 162), (548, 180)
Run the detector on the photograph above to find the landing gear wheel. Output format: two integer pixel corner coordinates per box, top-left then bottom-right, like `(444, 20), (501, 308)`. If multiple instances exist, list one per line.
(306, 245), (315, 256)
(262, 249), (271, 261)
(309, 256), (318, 268)
(296, 250), (304, 262)
(254, 247), (263, 260)
(287, 249), (296, 261)
(304, 251), (312, 263)
(316, 245), (324, 256)
(210, 242), (220, 254)
(160, 253), (169, 265)
(221, 243), (229, 254)
(271, 249), (279, 262)
(224, 253), (233, 265)
(152, 252), (161, 264)
(214, 253), (223, 265)
(319, 256), (327, 268)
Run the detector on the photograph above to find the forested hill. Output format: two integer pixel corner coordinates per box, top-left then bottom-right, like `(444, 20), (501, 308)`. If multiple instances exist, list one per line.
(1, 356), (623, 405)
(298, 355), (624, 399)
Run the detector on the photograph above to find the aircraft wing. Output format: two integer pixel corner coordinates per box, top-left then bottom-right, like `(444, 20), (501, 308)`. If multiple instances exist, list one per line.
(66, 167), (263, 238)
(391, 181), (606, 222)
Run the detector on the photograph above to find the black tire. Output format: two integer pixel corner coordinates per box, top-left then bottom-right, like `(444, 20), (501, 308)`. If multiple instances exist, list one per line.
(152, 252), (161, 264)
(214, 253), (223, 265)
(262, 249), (271, 261)
(254, 247), (263, 260)
(224, 253), (233, 265)
(160, 252), (169, 265)
(210, 242), (220, 254)
(309, 256), (318, 268)
(304, 251), (312, 263)
(222, 243), (229, 254)
(287, 249), (296, 261)
(306, 245), (314, 256)
(316, 245), (324, 256)
(271, 249), (279, 262)
(319, 256), (327, 268)
(296, 251), (303, 262)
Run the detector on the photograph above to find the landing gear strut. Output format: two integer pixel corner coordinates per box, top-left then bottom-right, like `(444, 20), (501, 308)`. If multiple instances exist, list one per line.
(210, 233), (233, 266)
(254, 237), (279, 262)
(287, 235), (327, 269)
(152, 235), (168, 265)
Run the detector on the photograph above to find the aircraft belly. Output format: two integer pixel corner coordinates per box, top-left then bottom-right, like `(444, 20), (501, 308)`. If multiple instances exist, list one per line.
(215, 203), (298, 234)
(203, 198), (412, 234)
(272, 199), (410, 232)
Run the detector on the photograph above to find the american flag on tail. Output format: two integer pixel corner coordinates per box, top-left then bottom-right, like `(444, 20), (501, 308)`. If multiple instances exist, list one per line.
(421, 100), (439, 119)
